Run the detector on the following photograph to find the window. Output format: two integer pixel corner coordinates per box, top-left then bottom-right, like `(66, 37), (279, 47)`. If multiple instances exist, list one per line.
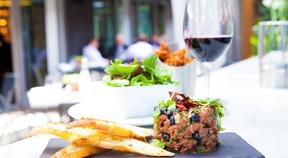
(91, 0), (172, 56)
(21, 0), (46, 87)
(93, 0), (116, 57)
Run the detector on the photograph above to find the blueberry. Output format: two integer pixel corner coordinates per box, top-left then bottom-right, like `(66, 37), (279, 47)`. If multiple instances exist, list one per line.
(190, 112), (200, 122)
(163, 134), (170, 141)
(169, 116), (175, 125)
(193, 132), (201, 142)
(166, 110), (173, 117)
(160, 107), (167, 114)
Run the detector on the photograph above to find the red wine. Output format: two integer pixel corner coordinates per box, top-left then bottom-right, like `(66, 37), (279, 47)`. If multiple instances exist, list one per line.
(184, 36), (232, 62)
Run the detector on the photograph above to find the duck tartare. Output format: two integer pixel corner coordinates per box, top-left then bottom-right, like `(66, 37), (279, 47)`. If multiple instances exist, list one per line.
(152, 92), (225, 153)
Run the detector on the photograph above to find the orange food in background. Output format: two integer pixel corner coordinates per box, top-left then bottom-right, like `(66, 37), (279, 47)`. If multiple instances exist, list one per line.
(69, 82), (79, 91)
(155, 44), (194, 66)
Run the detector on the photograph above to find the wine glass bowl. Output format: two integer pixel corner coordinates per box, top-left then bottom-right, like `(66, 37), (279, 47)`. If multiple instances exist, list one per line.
(183, 0), (233, 97)
(184, 36), (232, 62)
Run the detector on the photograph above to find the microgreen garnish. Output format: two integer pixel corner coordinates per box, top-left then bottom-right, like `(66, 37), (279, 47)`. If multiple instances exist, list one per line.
(151, 139), (166, 149)
(196, 98), (226, 131)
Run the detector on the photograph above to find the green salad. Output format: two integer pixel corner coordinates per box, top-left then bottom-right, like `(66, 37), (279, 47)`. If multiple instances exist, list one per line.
(102, 55), (176, 87)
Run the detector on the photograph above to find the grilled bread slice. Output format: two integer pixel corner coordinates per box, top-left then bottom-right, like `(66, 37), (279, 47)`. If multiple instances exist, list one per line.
(51, 144), (107, 158)
(71, 129), (174, 157)
(28, 123), (174, 157)
(68, 118), (153, 139)
(28, 123), (73, 139)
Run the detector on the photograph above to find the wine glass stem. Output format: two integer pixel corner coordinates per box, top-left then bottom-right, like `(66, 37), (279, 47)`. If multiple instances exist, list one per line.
(203, 62), (211, 98)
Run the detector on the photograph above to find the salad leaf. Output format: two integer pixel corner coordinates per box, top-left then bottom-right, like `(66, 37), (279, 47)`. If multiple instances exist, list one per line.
(158, 99), (175, 108)
(107, 80), (129, 87)
(104, 60), (137, 80)
(102, 75), (129, 87)
(152, 107), (161, 124)
(143, 55), (157, 73)
(130, 74), (154, 86)
(154, 65), (173, 83)
(151, 139), (166, 149)
(103, 55), (175, 87)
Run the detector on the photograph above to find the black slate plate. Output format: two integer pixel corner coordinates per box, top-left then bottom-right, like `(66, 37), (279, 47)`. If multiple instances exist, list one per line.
(40, 132), (265, 158)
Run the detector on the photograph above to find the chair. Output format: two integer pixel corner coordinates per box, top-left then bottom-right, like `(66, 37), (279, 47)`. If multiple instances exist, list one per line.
(0, 73), (16, 112)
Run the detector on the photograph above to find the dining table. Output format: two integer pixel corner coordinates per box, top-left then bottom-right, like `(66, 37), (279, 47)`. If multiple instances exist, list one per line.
(0, 57), (287, 158)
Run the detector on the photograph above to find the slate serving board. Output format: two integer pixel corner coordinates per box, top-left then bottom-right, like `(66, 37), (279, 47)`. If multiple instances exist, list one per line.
(40, 132), (265, 158)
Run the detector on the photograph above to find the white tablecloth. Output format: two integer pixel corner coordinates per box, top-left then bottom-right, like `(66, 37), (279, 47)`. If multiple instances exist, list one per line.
(0, 57), (287, 157)
(27, 84), (80, 108)
(195, 57), (288, 158)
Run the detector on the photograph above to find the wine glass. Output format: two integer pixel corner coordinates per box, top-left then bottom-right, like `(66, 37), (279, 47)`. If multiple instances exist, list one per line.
(183, 0), (233, 97)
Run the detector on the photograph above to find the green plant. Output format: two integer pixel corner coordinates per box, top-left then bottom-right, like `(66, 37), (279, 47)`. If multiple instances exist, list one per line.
(250, 0), (288, 55)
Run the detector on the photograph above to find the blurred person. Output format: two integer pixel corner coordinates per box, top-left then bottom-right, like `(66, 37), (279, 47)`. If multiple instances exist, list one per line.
(149, 34), (160, 50)
(125, 33), (153, 61)
(0, 34), (12, 90)
(108, 33), (128, 60)
(82, 38), (109, 68)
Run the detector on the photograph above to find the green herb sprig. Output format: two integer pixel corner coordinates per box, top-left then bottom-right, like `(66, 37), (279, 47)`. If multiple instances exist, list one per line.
(151, 139), (166, 149)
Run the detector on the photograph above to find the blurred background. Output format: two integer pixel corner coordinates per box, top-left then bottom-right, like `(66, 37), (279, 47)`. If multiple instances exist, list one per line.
(0, 0), (287, 145)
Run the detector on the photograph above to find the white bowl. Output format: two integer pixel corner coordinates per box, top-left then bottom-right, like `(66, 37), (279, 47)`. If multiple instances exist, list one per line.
(79, 82), (175, 118)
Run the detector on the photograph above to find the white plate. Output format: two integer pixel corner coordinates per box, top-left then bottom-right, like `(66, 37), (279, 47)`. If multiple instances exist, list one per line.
(68, 103), (153, 126)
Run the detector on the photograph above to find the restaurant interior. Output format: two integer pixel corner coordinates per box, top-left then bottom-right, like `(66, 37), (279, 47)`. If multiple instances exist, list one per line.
(0, 0), (287, 157)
